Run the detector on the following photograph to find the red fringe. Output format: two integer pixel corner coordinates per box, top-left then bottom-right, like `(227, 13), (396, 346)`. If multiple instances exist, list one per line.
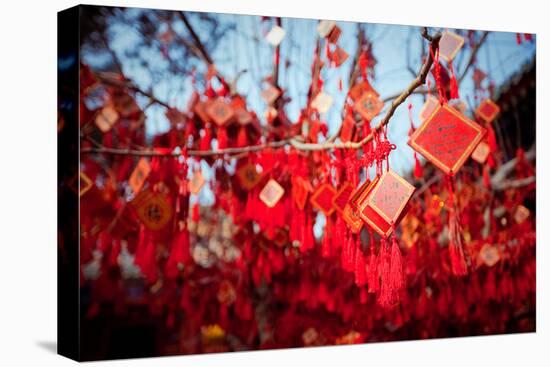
(200, 126), (212, 151)
(217, 126), (228, 149)
(413, 152), (423, 179)
(237, 126), (248, 147)
(448, 62), (459, 99)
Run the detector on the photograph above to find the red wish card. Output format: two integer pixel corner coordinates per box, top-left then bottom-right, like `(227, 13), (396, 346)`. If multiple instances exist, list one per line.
(419, 95), (440, 123)
(310, 183), (337, 216)
(409, 104), (485, 175)
(354, 91), (384, 122)
(475, 99), (500, 123)
(340, 114), (355, 143)
(342, 204), (363, 234)
(291, 176), (313, 210)
(471, 141), (490, 164)
(332, 182), (354, 215)
(439, 31), (464, 62)
(237, 163), (263, 191)
(129, 158), (151, 194)
(358, 170), (415, 237)
(132, 189), (173, 231)
(206, 98), (235, 126)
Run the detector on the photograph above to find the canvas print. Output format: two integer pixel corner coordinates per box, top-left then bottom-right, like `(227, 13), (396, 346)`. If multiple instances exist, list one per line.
(57, 4), (536, 361)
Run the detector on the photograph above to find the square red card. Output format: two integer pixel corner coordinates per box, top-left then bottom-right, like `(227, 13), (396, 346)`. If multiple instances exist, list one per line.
(332, 182), (354, 215)
(354, 91), (384, 122)
(310, 183), (337, 216)
(439, 31), (464, 62)
(193, 100), (212, 123)
(349, 81), (379, 102)
(188, 171), (205, 194)
(261, 85), (281, 106)
(358, 170), (415, 238)
(409, 104), (486, 175)
(129, 158), (151, 194)
(291, 176), (313, 210)
(331, 46), (349, 67)
(132, 190), (173, 231)
(340, 115), (355, 143)
(206, 98), (235, 126)
(348, 178), (376, 214)
(79, 171), (94, 197)
(475, 99), (500, 123)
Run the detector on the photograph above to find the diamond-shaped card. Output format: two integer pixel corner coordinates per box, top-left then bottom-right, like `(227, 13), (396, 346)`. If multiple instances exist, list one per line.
(330, 46), (349, 67)
(475, 99), (500, 123)
(311, 92), (333, 114)
(359, 170), (415, 237)
(471, 141), (490, 164)
(354, 91), (384, 121)
(478, 244), (500, 267)
(439, 31), (465, 62)
(291, 176), (313, 210)
(332, 182), (354, 215)
(342, 204), (363, 234)
(340, 114), (355, 143)
(349, 81), (378, 102)
(409, 104), (485, 175)
(132, 190), (173, 231)
(79, 171), (94, 197)
(237, 163), (263, 191)
(310, 183), (337, 216)
(95, 106), (119, 132)
(206, 98), (234, 126)
(259, 179), (285, 208)
(514, 205), (530, 224)
(266, 25), (286, 46)
(129, 158), (151, 194)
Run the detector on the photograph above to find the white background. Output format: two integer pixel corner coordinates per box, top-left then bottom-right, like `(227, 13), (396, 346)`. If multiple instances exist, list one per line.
(0, 0), (547, 365)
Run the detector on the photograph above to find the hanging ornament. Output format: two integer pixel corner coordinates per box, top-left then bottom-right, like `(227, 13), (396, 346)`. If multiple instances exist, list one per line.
(291, 176), (313, 210)
(311, 91), (333, 114)
(409, 104), (486, 176)
(265, 25), (286, 46)
(317, 20), (336, 38)
(438, 31), (464, 63)
(95, 105), (119, 133)
(354, 91), (384, 122)
(478, 244), (500, 267)
(332, 182), (354, 215)
(79, 171), (94, 197)
(259, 179), (285, 208)
(131, 189), (173, 231)
(514, 205), (531, 224)
(475, 98), (501, 123)
(261, 84), (281, 106)
(340, 114), (356, 143)
(357, 170), (415, 238)
(237, 162), (263, 191)
(206, 98), (235, 127)
(128, 158), (151, 194)
(310, 183), (337, 216)
(418, 95), (439, 122)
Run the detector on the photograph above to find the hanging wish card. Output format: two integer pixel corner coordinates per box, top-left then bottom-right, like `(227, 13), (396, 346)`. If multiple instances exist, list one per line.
(237, 163), (263, 191)
(261, 85), (281, 106)
(349, 81), (379, 102)
(129, 158), (151, 194)
(340, 115), (355, 143)
(471, 141), (490, 164)
(310, 183), (337, 216)
(439, 31), (465, 62)
(291, 176), (313, 210)
(409, 104), (485, 175)
(259, 179), (285, 208)
(475, 99), (500, 123)
(358, 170), (415, 237)
(132, 189), (173, 231)
(478, 244), (500, 267)
(317, 20), (336, 38)
(354, 91), (384, 121)
(332, 182), (354, 215)
(95, 106), (119, 132)
(348, 178), (375, 214)
(342, 204), (363, 234)
(206, 98), (234, 126)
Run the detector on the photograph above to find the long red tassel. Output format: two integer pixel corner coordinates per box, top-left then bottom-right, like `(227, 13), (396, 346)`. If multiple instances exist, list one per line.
(367, 230), (379, 293)
(237, 126), (248, 147)
(447, 176), (468, 276)
(389, 231), (404, 298)
(377, 238), (393, 307)
(413, 152), (423, 179)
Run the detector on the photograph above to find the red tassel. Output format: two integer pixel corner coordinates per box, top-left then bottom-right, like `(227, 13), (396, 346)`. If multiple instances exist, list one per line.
(338, 77), (343, 91)
(377, 239), (393, 307)
(413, 152), (423, 179)
(447, 177), (468, 276)
(237, 126), (248, 147)
(200, 126), (211, 151)
(516, 33), (522, 44)
(217, 126), (228, 149)
(367, 230), (379, 293)
(165, 229), (190, 279)
(448, 62), (459, 99)
(322, 218), (332, 258)
(354, 237), (367, 287)
(389, 232), (404, 297)
(487, 125), (498, 152)
(192, 203), (200, 222)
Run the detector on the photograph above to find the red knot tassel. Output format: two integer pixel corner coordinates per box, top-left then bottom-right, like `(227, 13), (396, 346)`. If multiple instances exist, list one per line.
(413, 152), (423, 179)
(448, 62), (459, 100)
(389, 231), (404, 298)
(447, 176), (468, 276)
(377, 238), (394, 308)
(367, 230), (379, 294)
(237, 126), (248, 147)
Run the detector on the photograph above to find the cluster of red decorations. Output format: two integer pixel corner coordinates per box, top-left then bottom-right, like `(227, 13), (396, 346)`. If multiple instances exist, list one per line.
(76, 26), (535, 355)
